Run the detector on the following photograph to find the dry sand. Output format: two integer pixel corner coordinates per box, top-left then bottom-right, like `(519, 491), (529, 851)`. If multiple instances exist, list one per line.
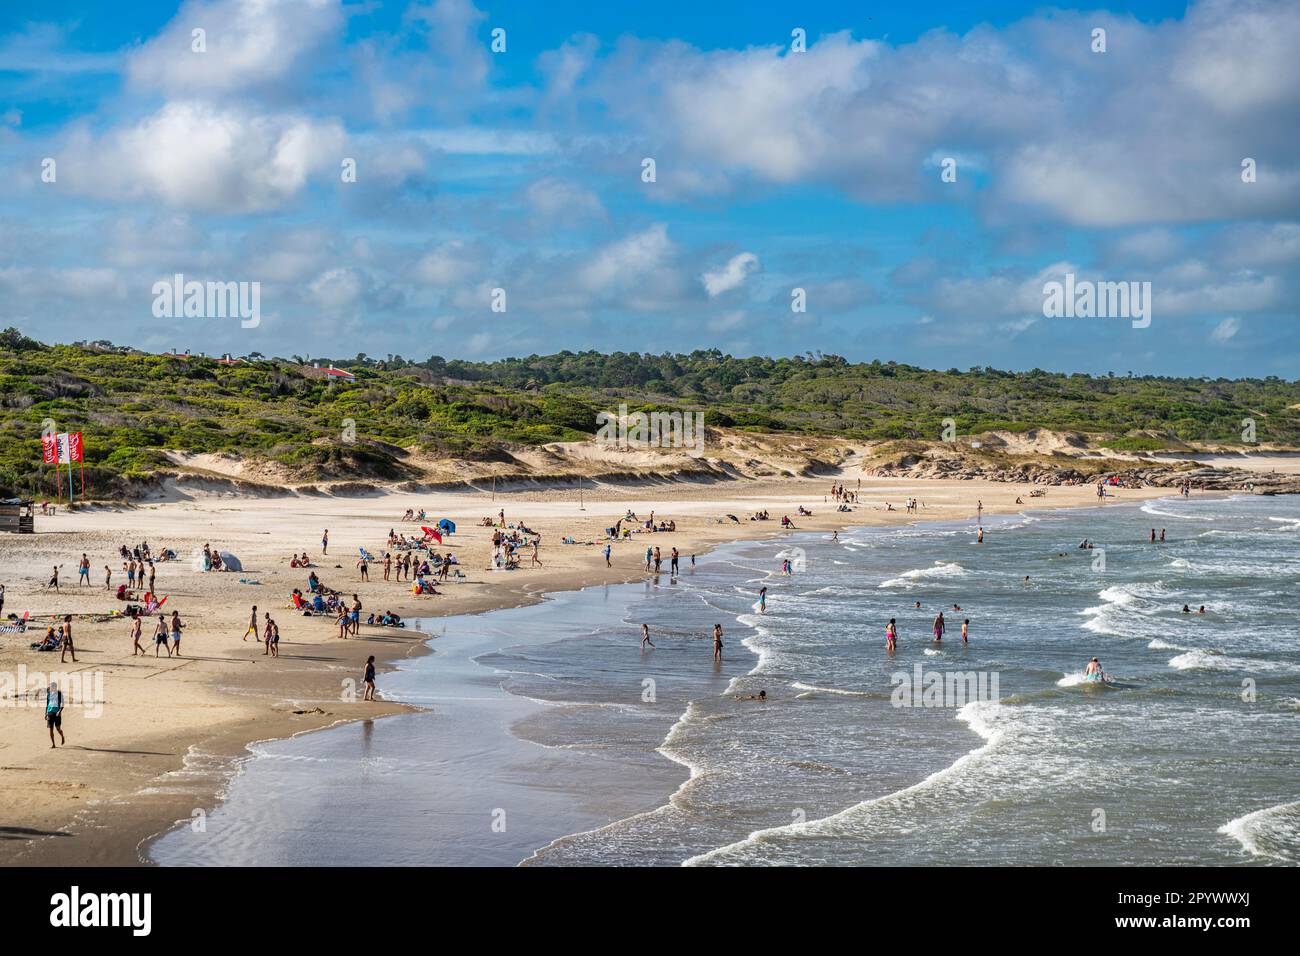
(0, 472), (1171, 865)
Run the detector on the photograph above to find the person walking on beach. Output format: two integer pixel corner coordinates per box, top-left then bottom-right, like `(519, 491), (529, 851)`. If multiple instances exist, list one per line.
(885, 618), (898, 652)
(322, 529), (329, 556)
(932, 611), (945, 643)
(357, 554), (369, 581)
(641, 623), (655, 650)
(46, 681), (65, 748)
(336, 606), (349, 639)
(244, 605), (259, 642)
(383, 552), (392, 581)
(153, 614), (170, 657)
(104, 565), (112, 590)
(169, 610), (184, 656)
(78, 554), (91, 587)
(46, 565), (61, 592)
(147, 561), (156, 593)
(531, 539), (542, 568)
(130, 615), (144, 655)
(713, 624), (724, 662)
(269, 618), (280, 658)
(670, 548), (679, 575)
(644, 546), (652, 571)
(351, 595), (362, 636)
(362, 656), (377, 701)
(263, 614), (275, 654)
(59, 615), (77, 664)
(976, 500), (983, 523)
(604, 543), (612, 568)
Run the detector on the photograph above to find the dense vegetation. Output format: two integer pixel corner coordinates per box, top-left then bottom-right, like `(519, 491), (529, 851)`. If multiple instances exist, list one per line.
(2, 329), (1297, 499)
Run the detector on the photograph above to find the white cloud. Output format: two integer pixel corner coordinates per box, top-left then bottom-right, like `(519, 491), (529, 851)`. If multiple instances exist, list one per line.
(523, 177), (605, 223)
(701, 252), (760, 296)
(127, 0), (344, 95)
(61, 101), (345, 212)
(414, 240), (480, 286)
(577, 224), (674, 293)
(1210, 316), (1241, 342)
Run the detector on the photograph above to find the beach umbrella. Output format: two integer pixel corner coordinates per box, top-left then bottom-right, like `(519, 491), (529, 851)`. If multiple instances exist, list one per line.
(421, 526), (443, 543)
(219, 551), (243, 572)
(438, 518), (456, 534)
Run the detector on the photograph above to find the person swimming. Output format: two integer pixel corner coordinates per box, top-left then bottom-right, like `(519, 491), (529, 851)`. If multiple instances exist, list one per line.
(734, 690), (767, 701)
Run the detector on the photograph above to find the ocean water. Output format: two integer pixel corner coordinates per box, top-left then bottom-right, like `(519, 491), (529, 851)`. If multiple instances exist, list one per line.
(150, 495), (1300, 866)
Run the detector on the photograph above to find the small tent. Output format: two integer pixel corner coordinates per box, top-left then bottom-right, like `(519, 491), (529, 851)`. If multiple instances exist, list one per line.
(219, 551), (244, 572)
(437, 518), (456, 534)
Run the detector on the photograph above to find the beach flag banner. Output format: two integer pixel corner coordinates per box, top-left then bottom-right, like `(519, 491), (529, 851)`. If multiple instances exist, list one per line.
(42, 432), (61, 499)
(69, 432), (84, 496)
(57, 432), (72, 501)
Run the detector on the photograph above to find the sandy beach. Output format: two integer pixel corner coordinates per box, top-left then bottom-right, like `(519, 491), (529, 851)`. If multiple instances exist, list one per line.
(0, 473), (1174, 865)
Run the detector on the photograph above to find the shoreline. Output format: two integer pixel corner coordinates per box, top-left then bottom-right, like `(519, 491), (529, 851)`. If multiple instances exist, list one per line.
(0, 476), (1180, 866)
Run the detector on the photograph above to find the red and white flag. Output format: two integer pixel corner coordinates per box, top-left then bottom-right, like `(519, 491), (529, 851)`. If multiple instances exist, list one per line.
(42, 433), (57, 464)
(68, 432), (83, 463)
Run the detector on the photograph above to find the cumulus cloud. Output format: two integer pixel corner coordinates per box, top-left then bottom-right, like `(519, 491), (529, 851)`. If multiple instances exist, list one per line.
(127, 0), (344, 96)
(60, 101), (344, 212)
(701, 252), (760, 296)
(580, 2), (1300, 224)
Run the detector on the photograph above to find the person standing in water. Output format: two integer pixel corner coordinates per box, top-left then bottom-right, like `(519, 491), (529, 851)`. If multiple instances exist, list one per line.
(758, 587), (767, 614)
(932, 611), (945, 642)
(885, 618), (898, 651)
(640, 623), (655, 650)
(1084, 657), (1107, 682)
(977, 527), (984, 544)
(713, 624), (724, 662)
(961, 619), (970, 644)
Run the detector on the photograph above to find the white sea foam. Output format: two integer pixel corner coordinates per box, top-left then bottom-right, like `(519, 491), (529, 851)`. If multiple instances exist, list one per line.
(879, 561), (969, 588)
(683, 700), (1005, 866)
(1218, 801), (1300, 862)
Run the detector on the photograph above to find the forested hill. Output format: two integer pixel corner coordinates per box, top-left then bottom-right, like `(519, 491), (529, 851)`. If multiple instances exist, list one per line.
(2, 329), (1298, 498)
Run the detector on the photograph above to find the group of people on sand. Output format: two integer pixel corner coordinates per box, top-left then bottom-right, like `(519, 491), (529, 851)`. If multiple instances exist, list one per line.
(830, 483), (858, 504)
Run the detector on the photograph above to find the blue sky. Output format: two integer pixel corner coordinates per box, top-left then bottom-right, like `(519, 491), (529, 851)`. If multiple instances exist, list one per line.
(0, 0), (1296, 376)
